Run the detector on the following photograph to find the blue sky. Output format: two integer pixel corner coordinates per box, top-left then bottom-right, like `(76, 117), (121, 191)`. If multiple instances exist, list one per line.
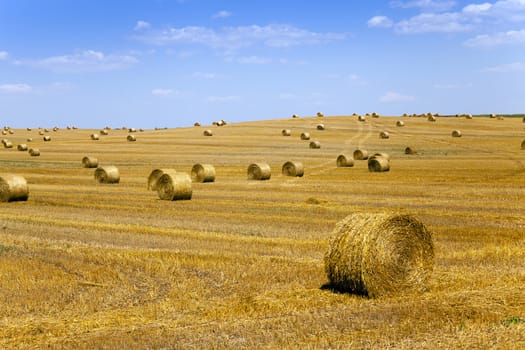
(1, 0), (524, 128)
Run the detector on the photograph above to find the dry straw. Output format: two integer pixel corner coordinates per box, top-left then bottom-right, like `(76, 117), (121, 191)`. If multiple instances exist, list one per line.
(17, 144), (28, 151)
(3, 141), (13, 148)
(317, 124), (325, 130)
(127, 135), (136, 141)
(194, 122), (201, 127)
(43, 136), (51, 141)
(94, 166), (120, 184)
(292, 114), (299, 118)
(396, 120), (405, 127)
(358, 115), (366, 122)
(317, 112), (324, 117)
(148, 169), (175, 190)
(428, 115), (436, 122)
(324, 212), (434, 298)
(247, 163), (271, 180)
(26, 138), (33, 142)
(336, 154), (354, 167)
(28, 148), (40, 156)
(353, 149), (369, 160)
(282, 129), (291, 136)
(309, 140), (321, 149)
(521, 140), (525, 150)
(203, 129), (213, 136)
(82, 156), (99, 168)
(379, 131), (390, 139)
(100, 129), (109, 135)
(91, 133), (100, 140)
(300, 132), (310, 140)
(0, 174), (29, 202)
(368, 155), (390, 172)
(282, 161), (304, 177)
(128, 128), (137, 133)
(38, 131), (44, 135)
(405, 146), (418, 155)
(372, 152), (390, 161)
(156, 171), (192, 200)
(452, 130), (462, 137)
(191, 164), (216, 183)
(522, 117), (525, 123)
(466, 114), (473, 119)
(372, 112), (379, 118)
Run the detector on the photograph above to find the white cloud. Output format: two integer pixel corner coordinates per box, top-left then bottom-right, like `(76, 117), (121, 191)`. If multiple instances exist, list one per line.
(237, 55), (272, 64)
(212, 10), (232, 19)
(390, 0), (457, 11)
(151, 88), (178, 96)
(193, 72), (220, 79)
(0, 83), (32, 93)
(483, 61), (525, 72)
(134, 24), (347, 50)
(368, 16), (394, 28)
(464, 29), (525, 47)
(207, 95), (239, 102)
(0, 51), (8, 60)
(380, 91), (415, 103)
(134, 20), (151, 31)
(16, 50), (138, 73)
(462, 3), (493, 14)
(395, 12), (472, 33)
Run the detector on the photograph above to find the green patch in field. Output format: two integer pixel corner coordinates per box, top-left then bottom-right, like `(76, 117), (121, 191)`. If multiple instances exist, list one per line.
(502, 316), (525, 326)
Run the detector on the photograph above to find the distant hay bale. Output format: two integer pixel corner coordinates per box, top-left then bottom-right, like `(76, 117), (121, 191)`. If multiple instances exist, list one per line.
(490, 113), (496, 119)
(317, 112), (324, 117)
(27, 128), (32, 131)
(191, 164), (216, 183)
(324, 212), (434, 297)
(452, 130), (462, 137)
(26, 138), (33, 142)
(368, 155), (390, 172)
(44, 128), (50, 132)
(379, 131), (390, 139)
(139, 128), (145, 132)
(1, 130), (7, 135)
(282, 161), (304, 177)
(94, 166), (120, 184)
(147, 169), (175, 190)
(497, 116), (504, 120)
(396, 120), (405, 127)
(405, 147), (418, 155)
(427, 115), (436, 122)
(353, 149), (369, 160)
(316, 124), (325, 130)
(17, 144), (28, 151)
(0, 174), (29, 202)
(402, 113), (408, 118)
(300, 132), (310, 140)
(247, 163), (271, 180)
(292, 114), (299, 119)
(100, 129), (109, 135)
(8, 129), (14, 134)
(156, 171), (192, 200)
(358, 115), (366, 122)
(127, 134), (136, 142)
(522, 117), (525, 123)
(28, 148), (40, 156)
(521, 140), (525, 150)
(82, 156), (99, 168)
(194, 122), (201, 127)
(372, 112), (379, 118)
(309, 140), (321, 149)
(1, 138), (8, 145)
(38, 131), (44, 135)
(466, 114), (473, 119)
(336, 154), (354, 167)
(128, 128), (137, 133)
(203, 129), (213, 136)
(372, 152), (390, 161)
(3, 141), (13, 148)
(281, 129), (291, 136)
(53, 127), (59, 132)
(43, 136), (51, 141)
(91, 133), (100, 140)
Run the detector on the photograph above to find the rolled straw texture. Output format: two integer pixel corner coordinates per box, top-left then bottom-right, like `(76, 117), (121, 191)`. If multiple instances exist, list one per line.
(281, 129), (291, 136)
(28, 148), (40, 156)
(324, 212), (434, 298)
(147, 169), (175, 190)
(191, 164), (216, 183)
(247, 163), (271, 180)
(156, 171), (192, 200)
(82, 156), (99, 168)
(368, 155), (390, 172)
(282, 161), (304, 177)
(17, 144), (28, 151)
(336, 154), (354, 167)
(309, 141), (321, 149)
(94, 166), (120, 184)
(300, 132), (310, 140)
(0, 174), (29, 202)
(353, 149), (369, 160)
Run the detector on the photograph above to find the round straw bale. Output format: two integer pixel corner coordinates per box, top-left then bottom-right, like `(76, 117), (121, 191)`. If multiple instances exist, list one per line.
(452, 130), (462, 137)
(38, 131), (44, 135)
(156, 171), (192, 200)
(309, 140), (321, 149)
(427, 115), (436, 122)
(94, 166), (120, 184)
(44, 128), (50, 132)
(128, 128), (137, 133)
(372, 112), (379, 118)
(281, 129), (291, 136)
(317, 112), (324, 117)
(490, 113), (496, 119)
(396, 120), (405, 127)
(139, 128), (145, 132)
(358, 115), (366, 122)
(292, 114), (299, 118)
(466, 114), (473, 119)
(336, 154), (354, 167)
(203, 129), (213, 136)
(127, 134), (136, 142)
(497, 116), (504, 120)
(247, 163), (271, 180)
(324, 212), (434, 297)
(53, 127), (59, 132)
(28, 148), (40, 156)
(191, 164), (216, 183)
(353, 149), (368, 160)
(379, 131), (390, 139)
(100, 129), (109, 135)
(1, 139), (7, 145)
(82, 156), (99, 168)
(3, 141), (13, 148)
(316, 124), (325, 130)
(402, 113), (408, 118)
(405, 147), (417, 155)
(147, 169), (175, 190)
(372, 152), (390, 161)
(17, 144), (28, 151)
(300, 132), (310, 140)
(0, 174), (29, 202)
(1, 131), (6, 136)
(522, 117), (525, 123)
(194, 122), (201, 127)
(91, 133), (100, 140)
(521, 140), (525, 150)
(43, 136), (51, 141)
(282, 161), (304, 177)
(26, 138), (33, 142)
(27, 127), (32, 131)
(8, 129), (14, 134)
(368, 155), (390, 172)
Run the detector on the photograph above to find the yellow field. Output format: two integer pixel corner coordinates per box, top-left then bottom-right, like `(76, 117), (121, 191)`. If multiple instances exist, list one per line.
(1, 115), (524, 349)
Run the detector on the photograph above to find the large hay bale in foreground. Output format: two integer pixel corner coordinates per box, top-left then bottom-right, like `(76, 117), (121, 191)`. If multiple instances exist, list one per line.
(336, 154), (354, 167)
(17, 144), (28, 151)
(282, 161), (304, 177)
(368, 155), (390, 172)
(309, 140), (321, 149)
(247, 163), (271, 180)
(147, 169), (175, 190)
(324, 212), (434, 298)
(28, 148), (40, 156)
(191, 164), (216, 183)
(94, 166), (120, 184)
(156, 171), (192, 200)
(281, 129), (291, 136)
(452, 130), (462, 138)
(353, 149), (369, 160)
(300, 132), (310, 140)
(0, 174), (29, 202)
(82, 156), (99, 168)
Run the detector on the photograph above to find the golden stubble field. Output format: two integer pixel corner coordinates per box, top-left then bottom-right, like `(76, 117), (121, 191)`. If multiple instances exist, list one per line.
(0, 115), (524, 349)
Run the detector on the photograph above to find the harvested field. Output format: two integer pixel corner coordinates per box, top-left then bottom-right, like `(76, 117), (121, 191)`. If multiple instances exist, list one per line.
(0, 115), (524, 349)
